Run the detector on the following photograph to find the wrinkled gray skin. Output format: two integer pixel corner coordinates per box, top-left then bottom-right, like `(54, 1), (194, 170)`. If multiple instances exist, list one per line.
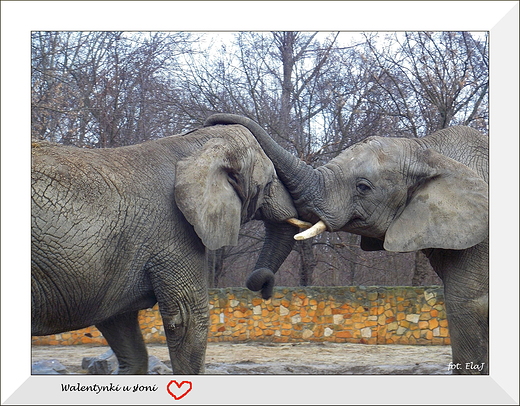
(204, 114), (488, 375)
(31, 124), (298, 374)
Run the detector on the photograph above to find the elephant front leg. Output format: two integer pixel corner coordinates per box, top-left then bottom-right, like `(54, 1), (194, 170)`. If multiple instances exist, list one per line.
(444, 294), (489, 375)
(160, 298), (209, 374)
(149, 251), (209, 374)
(430, 245), (489, 374)
(95, 310), (149, 374)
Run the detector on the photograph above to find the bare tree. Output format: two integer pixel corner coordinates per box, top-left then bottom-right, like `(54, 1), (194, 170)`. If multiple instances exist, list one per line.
(32, 31), (199, 146)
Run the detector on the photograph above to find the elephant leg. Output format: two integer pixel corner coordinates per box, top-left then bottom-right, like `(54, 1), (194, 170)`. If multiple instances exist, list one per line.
(444, 294), (489, 374)
(95, 310), (148, 374)
(430, 245), (488, 374)
(149, 257), (209, 374)
(159, 300), (209, 374)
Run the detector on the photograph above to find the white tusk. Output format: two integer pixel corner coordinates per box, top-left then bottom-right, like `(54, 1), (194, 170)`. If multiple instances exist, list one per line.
(294, 220), (327, 240)
(286, 218), (313, 229)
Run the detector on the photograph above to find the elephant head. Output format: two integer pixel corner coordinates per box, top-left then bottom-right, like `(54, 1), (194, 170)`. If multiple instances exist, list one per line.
(205, 114), (490, 375)
(204, 114), (488, 293)
(175, 123), (306, 297)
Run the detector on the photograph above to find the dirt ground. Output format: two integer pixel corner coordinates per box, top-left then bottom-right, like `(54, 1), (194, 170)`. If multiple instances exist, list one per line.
(32, 341), (453, 375)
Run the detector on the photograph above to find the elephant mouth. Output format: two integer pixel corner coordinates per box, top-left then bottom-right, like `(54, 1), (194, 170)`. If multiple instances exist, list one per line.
(343, 217), (387, 240)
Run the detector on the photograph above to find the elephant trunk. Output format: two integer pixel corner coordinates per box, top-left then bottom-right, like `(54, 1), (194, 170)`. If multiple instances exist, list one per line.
(247, 221), (297, 299)
(204, 114), (319, 218)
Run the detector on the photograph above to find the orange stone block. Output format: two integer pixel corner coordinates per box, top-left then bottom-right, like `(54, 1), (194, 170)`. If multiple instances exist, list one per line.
(336, 331), (352, 338)
(418, 321), (429, 329)
(351, 313), (362, 322)
(252, 298), (263, 306)
(428, 319), (439, 329)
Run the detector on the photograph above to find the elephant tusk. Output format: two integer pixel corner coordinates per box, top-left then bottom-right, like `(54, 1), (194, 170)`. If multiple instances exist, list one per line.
(286, 218), (313, 229)
(294, 220), (327, 240)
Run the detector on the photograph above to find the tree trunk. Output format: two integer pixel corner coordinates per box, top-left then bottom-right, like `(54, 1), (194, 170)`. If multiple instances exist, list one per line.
(412, 250), (433, 286)
(206, 248), (225, 288)
(278, 32), (318, 288)
(278, 32), (296, 135)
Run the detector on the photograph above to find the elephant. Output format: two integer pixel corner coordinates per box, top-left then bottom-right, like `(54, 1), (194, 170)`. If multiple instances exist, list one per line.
(204, 113), (489, 375)
(31, 122), (304, 374)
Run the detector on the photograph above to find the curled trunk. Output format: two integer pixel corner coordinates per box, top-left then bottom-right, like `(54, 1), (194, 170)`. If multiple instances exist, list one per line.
(247, 221), (297, 299)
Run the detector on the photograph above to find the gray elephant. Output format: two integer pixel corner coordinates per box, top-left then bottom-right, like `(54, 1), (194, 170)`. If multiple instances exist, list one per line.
(31, 123), (303, 374)
(204, 114), (489, 375)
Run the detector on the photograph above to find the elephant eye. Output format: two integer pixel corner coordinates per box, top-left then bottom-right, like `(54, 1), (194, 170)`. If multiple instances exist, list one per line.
(356, 181), (372, 193)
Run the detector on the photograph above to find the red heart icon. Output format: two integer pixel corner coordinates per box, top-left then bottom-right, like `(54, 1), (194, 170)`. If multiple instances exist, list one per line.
(166, 380), (193, 400)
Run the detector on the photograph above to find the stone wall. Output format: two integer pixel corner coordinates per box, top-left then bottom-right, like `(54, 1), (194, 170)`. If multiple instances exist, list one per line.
(32, 286), (450, 346)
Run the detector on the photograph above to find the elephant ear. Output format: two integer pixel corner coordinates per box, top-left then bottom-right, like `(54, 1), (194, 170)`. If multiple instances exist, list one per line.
(174, 138), (242, 251)
(384, 149), (488, 252)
